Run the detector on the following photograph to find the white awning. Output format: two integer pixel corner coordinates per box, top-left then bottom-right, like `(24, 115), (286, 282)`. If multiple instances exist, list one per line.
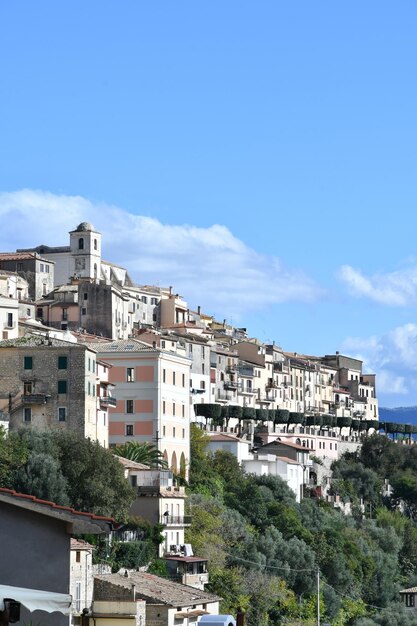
(0, 584), (72, 615)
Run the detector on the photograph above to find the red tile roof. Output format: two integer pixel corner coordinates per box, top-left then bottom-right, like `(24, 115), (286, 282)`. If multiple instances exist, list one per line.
(0, 488), (117, 533)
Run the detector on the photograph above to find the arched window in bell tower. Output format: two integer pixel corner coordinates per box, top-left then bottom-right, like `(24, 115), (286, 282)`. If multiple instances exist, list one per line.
(94, 238), (97, 250)
(78, 237), (84, 250)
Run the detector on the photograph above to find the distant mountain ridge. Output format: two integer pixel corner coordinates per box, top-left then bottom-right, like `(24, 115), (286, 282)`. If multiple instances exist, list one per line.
(379, 406), (417, 424)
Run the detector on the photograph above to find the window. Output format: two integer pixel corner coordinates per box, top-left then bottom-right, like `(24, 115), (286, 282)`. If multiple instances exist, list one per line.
(163, 401), (166, 414)
(94, 238), (97, 250)
(76, 551), (81, 563)
(202, 347), (205, 358)
(161, 340), (165, 349)
(81, 307), (87, 315)
(182, 405), (185, 417)
(126, 367), (135, 382)
(141, 296), (148, 304)
(151, 297), (158, 305)
(173, 427), (176, 438)
(173, 403), (176, 416)
(23, 407), (31, 422)
(62, 308), (68, 321)
(189, 344), (193, 354)
(40, 263), (44, 272)
(7, 313), (13, 328)
(173, 372), (176, 385)
(58, 380), (67, 394)
(202, 363), (205, 375)
(200, 381), (206, 390)
(78, 237), (84, 250)
(126, 424), (134, 436)
(24, 356), (33, 370)
(126, 400), (134, 414)
(182, 373), (185, 387)
(17, 262), (23, 271)
(45, 264), (49, 273)
(163, 369), (166, 383)
(182, 428), (185, 438)
(58, 407), (67, 422)
(24, 382), (33, 395)
(37, 307), (43, 319)
(58, 356), (68, 369)
(163, 425), (166, 436)
(75, 582), (81, 613)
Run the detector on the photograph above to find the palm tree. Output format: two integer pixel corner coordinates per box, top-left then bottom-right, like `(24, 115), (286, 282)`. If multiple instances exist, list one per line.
(113, 441), (168, 468)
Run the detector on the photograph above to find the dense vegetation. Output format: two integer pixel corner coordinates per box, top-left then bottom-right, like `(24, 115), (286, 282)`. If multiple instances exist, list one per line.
(186, 426), (417, 625)
(0, 427), (135, 519)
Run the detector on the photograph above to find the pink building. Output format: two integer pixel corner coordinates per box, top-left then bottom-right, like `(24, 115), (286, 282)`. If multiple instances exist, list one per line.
(91, 339), (191, 478)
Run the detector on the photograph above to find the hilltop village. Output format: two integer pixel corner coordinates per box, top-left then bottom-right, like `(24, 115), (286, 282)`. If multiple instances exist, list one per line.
(3, 221), (414, 626)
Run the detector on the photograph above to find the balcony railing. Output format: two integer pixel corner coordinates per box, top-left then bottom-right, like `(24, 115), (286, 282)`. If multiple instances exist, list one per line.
(99, 396), (117, 407)
(224, 381), (238, 390)
(160, 515), (192, 526)
(22, 394), (48, 405)
(237, 384), (257, 394)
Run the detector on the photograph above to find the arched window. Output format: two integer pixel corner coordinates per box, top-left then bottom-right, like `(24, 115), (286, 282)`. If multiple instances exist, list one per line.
(78, 237), (84, 250)
(94, 238), (97, 250)
(163, 450), (169, 465)
(179, 452), (186, 479)
(171, 451), (178, 474)
(94, 263), (97, 279)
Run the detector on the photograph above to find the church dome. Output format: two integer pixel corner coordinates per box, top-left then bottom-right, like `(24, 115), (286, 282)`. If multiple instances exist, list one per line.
(75, 222), (94, 232)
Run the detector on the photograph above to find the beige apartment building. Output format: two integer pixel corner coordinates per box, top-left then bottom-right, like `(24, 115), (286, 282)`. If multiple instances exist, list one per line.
(91, 339), (191, 478)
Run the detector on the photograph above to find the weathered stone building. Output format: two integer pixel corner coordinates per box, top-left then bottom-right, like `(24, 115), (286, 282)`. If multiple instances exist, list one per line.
(0, 336), (108, 444)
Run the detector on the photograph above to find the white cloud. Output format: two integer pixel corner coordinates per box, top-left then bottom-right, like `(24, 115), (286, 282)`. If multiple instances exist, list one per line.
(0, 189), (322, 318)
(342, 323), (417, 398)
(338, 264), (417, 306)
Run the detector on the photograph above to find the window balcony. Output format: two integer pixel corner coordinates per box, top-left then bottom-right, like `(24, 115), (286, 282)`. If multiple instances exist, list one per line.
(99, 396), (117, 407)
(160, 515), (192, 526)
(22, 394), (48, 405)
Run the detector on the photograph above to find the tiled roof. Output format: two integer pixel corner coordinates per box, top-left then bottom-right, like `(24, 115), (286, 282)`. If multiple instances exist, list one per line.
(260, 439), (314, 452)
(0, 488), (116, 534)
(71, 538), (95, 550)
(95, 571), (221, 606)
(0, 252), (38, 261)
(90, 339), (159, 353)
(208, 433), (245, 443)
(115, 456), (150, 470)
(0, 335), (91, 349)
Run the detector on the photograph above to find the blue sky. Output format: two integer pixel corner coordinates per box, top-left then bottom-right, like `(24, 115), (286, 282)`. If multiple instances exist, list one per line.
(1, 2), (417, 407)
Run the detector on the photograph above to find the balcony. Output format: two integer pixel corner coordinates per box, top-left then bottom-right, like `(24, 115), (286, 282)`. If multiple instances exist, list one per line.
(216, 390), (234, 402)
(226, 365), (237, 374)
(99, 395), (117, 407)
(22, 394), (48, 405)
(160, 515), (192, 526)
(237, 383), (257, 395)
(224, 380), (238, 390)
(258, 396), (273, 404)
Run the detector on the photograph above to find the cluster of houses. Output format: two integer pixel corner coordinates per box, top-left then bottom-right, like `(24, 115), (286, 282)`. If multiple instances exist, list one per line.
(0, 221), (386, 623)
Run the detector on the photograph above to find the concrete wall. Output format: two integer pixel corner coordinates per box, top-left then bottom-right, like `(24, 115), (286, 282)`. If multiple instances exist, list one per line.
(0, 501), (70, 626)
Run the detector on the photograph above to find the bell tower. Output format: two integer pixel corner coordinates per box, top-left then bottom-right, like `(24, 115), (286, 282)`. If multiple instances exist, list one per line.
(69, 222), (102, 282)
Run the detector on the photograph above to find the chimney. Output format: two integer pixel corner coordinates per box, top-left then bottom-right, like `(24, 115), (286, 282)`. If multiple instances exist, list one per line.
(197, 306), (201, 315)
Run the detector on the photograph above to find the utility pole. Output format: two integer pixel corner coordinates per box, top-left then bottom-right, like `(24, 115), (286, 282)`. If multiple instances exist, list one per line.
(317, 567), (320, 626)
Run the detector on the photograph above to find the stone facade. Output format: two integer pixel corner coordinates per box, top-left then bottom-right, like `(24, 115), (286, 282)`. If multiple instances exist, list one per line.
(0, 336), (102, 441)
